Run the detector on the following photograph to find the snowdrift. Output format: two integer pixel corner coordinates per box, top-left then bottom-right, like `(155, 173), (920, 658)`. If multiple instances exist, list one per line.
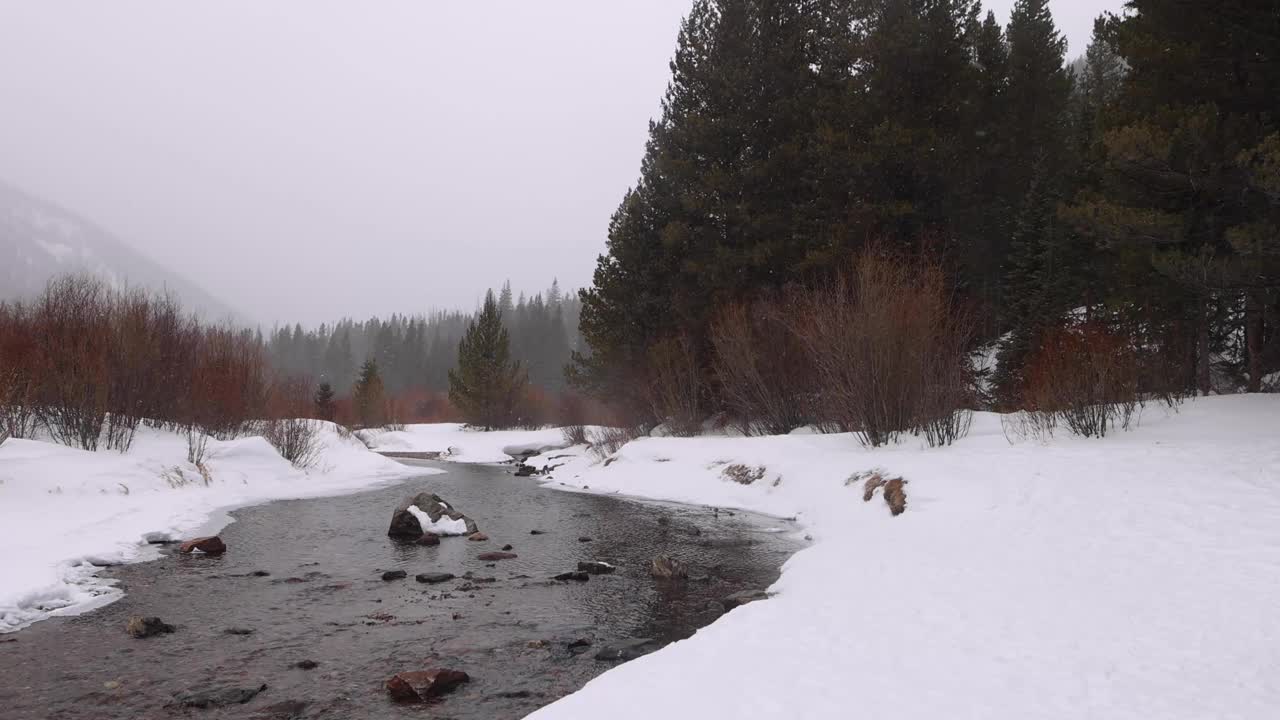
(517, 395), (1280, 719)
(364, 423), (572, 463)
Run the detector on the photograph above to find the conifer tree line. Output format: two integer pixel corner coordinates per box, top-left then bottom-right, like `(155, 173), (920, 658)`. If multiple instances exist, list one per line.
(574, 0), (1280, 429)
(265, 280), (582, 422)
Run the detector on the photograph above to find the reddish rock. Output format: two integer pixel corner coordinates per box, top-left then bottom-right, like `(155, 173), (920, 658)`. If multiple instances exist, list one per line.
(179, 536), (226, 555)
(385, 669), (471, 702)
(476, 552), (517, 561)
(467, 532), (489, 542)
(417, 533), (441, 546)
(884, 478), (908, 516)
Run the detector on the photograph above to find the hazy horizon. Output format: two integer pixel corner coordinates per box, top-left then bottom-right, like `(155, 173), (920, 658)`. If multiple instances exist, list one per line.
(0, 0), (1122, 326)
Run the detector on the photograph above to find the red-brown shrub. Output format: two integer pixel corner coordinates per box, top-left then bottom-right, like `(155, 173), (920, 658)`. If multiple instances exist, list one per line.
(790, 250), (974, 447)
(1019, 321), (1141, 438)
(29, 276), (113, 450)
(711, 292), (817, 436)
(0, 301), (39, 439)
(645, 333), (704, 437)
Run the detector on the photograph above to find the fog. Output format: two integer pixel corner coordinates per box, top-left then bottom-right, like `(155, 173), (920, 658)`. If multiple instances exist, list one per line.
(0, 1), (1120, 326)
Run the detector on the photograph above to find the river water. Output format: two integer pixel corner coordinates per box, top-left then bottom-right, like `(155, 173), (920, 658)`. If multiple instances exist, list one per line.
(0, 459), (798, 719)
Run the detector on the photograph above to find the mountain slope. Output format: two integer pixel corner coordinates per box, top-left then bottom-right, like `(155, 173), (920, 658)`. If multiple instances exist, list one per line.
(0, 180), (240, 320)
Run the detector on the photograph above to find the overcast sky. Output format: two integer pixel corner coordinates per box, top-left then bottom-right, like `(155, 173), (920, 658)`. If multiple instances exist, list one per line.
(0, 0), (1122, 325)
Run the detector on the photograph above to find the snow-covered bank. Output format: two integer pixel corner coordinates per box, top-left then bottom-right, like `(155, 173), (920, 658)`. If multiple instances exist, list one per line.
(364, 423), (573, 463)
(0, 423), (427, 633)
(507, 396), (1279, 720)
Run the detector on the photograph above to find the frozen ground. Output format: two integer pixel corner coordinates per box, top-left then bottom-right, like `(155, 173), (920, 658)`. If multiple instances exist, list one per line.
(0, 423), (424, 633)
(419, 397), (1280, 720)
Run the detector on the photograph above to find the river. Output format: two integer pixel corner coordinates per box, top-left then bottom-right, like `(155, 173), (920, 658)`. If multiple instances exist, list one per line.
(0, 459), (798, 719)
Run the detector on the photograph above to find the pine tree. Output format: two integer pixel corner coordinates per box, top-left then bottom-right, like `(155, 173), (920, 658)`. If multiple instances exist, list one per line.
(323, 327), (354, 393)
(449, 291), (526, 430)
(963, 9), (1012, 329)
(993, 162), (1082, 401)
(1063, 0), (1280, 394)
(313, 381), (336, 422)
(497, 281), (514, 322)
(990, 0), (1077, 400)
(575, 0), (840, 407)
(352, 359), (386, 428)
(1003, 0), (1071, 185)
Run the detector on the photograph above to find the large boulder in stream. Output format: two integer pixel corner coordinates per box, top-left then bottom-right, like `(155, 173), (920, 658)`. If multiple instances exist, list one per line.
(388, 493), (478, 539)
(385, 669), (471, 702)
(178, 536), (226, 555)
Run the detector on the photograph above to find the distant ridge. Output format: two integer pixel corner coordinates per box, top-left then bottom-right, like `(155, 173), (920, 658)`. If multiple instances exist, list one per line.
(0, 179), (242, 321)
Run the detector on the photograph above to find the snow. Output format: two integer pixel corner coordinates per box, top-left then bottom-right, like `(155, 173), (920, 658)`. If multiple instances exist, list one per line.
(406, 504), (470, 536)
(510, 395), (1280, 720)
(365, 423), (571, 463)
(0, 422), (429, 633)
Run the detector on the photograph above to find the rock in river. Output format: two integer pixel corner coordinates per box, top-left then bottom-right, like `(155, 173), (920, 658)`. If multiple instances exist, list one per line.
(477, 552), (517, 561)
(126, 616), (175, 638)
(178, 536), (227, 555)
(172, 683), (267, 709)
(577, 561), (616, 575)
(381, 570), (408, 581)
(385, 669), (471, 702)
(553, 571), (590, 582)
(468, 532), (489, 542)
(416, 572), (456, 584)
(388, 492), (478, 539)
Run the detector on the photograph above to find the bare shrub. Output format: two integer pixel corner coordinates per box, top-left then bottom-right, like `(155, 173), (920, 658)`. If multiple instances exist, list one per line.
(1000, 407), (1059, 443)
(557, 390), (594, 445)
(384, 395), (407, 432)
(645, 334), (704, 437)
(0, 301), (39, 439)
(711, 292), (816, 436)
(102, 289), (195, 451)
(917, 308), (977, 448)
(509, 385), (555, 430)
(561, 424), (588, 445)
(260, 375), (323, 468)
(587, 425), (639, 461)
(262, 417), (322, 469)
(30, 276), (112, 450)
(0, 275), (271, 459)
(791, 250), (974, 447)
(722, 464), (767, 485)
(178, 325), (268, 462)
(182, 326), (268, 442)
(1021, 321), (1142, 438)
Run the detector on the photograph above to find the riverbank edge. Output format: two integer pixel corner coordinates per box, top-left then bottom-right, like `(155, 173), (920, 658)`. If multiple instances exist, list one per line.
(0, 423), (431, 633)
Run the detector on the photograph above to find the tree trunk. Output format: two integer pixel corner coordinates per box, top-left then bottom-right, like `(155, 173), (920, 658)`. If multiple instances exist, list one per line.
(1245, 290), (1264, 393)
(1196, 295), (1212, 396)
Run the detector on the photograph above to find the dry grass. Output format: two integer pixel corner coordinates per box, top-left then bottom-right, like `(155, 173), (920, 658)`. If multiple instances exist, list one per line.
(721, 464), (767, 485)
